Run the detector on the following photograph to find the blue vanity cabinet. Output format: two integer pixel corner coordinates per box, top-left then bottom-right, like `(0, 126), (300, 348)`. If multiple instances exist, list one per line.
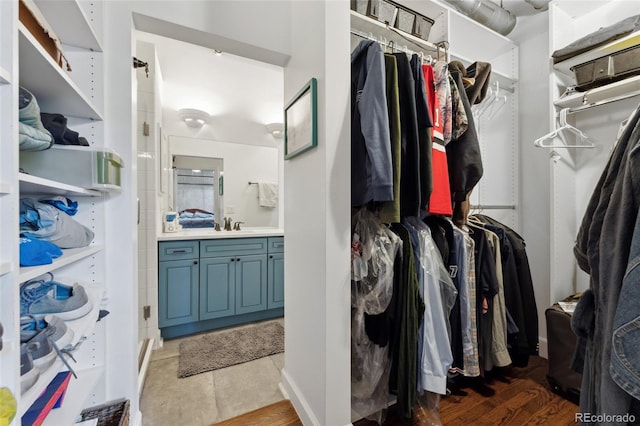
(199, 257), (236, 320)
(234, 254), (268, 315)
(158, 241), (200, 327)
(159, 237), (283, 339)
(267, 237), (284, 309)
(200, 238), (268, 317)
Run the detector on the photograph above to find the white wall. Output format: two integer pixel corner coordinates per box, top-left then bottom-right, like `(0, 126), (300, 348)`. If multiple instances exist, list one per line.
(169, 136), (280, 227)
(281, 1), (351, 425)
(510, 12), (552, 357)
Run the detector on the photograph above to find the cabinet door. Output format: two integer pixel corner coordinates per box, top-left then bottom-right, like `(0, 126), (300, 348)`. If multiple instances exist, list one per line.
(158, 259), (199, 327)
(268, 252), (284, 309)
(235, 254), (267, 315)
(200, 257), (236, 320)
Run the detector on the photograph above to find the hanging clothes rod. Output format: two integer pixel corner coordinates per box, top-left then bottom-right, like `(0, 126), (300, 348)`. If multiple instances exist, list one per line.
(566, 90), (640, 114)
(248, 181), (258, 185)
(470, 204), (516, 210)
(350, 28), (448, 62)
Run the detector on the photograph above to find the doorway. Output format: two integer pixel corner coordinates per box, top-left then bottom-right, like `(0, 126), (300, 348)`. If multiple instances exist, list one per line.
(134, 29), (285, 424)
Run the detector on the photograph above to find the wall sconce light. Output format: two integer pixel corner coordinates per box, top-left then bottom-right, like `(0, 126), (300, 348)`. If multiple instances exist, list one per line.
(178, 108), (211, 128)
(266, 122), (284, 139)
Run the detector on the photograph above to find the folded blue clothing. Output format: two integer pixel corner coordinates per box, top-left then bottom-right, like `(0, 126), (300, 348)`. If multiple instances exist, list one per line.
(20, 198), (94, 249)
(40, 196), (78, 216)
(19, 236), (62, 266)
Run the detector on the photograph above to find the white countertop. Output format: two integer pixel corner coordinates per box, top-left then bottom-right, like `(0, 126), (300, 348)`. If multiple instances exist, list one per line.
(158, 227), (284, 241)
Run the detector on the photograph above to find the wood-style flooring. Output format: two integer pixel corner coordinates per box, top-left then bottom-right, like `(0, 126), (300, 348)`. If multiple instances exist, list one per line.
(212, 400), (302, 426)
(213, 356), (579, 425)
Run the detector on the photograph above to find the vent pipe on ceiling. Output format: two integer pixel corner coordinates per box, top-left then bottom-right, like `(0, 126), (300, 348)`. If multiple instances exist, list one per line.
(444, 0), (517, 36)
(524, 0), (550, 11)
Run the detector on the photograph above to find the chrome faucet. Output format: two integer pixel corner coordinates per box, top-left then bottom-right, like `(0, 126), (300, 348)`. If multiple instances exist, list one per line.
(234, 221), (244, 231)
(223, 217), (233, 231)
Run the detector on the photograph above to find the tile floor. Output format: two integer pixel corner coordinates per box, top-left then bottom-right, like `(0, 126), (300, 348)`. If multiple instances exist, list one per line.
(140, 318), (285, 426)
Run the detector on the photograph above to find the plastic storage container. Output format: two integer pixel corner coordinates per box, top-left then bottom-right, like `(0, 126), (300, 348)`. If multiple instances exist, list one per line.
(20, 145), (123, 192)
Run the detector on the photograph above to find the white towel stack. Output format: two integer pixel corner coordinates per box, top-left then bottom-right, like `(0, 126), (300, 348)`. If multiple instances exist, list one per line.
(257, 182), (278, 208)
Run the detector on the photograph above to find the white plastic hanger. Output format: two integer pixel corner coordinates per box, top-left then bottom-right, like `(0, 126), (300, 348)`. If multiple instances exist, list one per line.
(534, 108), (597, 149)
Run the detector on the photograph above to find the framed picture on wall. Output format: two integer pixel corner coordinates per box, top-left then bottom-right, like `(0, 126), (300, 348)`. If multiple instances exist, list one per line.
(284, 77), (317, 160)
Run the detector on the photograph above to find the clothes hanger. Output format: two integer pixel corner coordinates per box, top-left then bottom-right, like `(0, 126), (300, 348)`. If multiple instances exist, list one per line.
(534, 108), (597, 148)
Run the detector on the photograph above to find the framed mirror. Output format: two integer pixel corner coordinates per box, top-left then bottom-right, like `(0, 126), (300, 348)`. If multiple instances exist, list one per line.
(172, 155), (224, 228)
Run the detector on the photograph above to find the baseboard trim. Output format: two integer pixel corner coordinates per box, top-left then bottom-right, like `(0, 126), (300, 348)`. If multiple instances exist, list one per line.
(138, 337), (155, 398)
(281, 368), (322, 426)
(539, 336), (548, 359)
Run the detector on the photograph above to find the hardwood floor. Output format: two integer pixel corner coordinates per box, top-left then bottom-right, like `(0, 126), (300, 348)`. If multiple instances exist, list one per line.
(356, 356), (579, 425)
(213, 356), (579, 425)
(212, 400), (302, 426)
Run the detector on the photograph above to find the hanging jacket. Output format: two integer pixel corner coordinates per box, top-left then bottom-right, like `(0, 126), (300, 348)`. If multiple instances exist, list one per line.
(410, 54), (433, 210)
(573, 104), (640, 421)
(447, 66), (483, 203)
(379, 55), (402, 224)
(392, 53), (422, 218)
(351, 40), (394, 207)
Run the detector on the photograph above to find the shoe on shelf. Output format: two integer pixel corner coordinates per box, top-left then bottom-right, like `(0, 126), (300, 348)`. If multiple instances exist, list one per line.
(23, 329), (57, 372)
(23, 328), (78, 379)
(20, 274), (93, 321)
(21, 314), (75, 350)
(20, 344), (40, 395)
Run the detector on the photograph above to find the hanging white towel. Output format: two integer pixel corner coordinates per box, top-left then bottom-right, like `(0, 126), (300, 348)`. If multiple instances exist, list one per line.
(257, 182), (278, 208)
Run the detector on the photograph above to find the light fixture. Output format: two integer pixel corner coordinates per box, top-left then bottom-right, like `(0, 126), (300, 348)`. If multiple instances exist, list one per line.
(266, 122), (284, 139)
(178, 108), (211, 128)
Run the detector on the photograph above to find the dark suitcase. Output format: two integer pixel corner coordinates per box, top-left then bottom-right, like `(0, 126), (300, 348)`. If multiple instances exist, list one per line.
(545, 303), (582, 404)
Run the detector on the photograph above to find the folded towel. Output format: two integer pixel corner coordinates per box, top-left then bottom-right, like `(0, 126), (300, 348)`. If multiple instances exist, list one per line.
(257, 182), (278, 208)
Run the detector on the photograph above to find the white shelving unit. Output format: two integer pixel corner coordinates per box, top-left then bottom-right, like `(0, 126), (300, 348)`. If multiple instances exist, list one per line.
(19, 173), (102, 197)
(0, 66), (10, 84)
(542, 1), (640, 303)
(0, 262), (12, 277)
(18, 24), (103, 120)
(32, 0), (103, 52)
(1, 1), (137, 424)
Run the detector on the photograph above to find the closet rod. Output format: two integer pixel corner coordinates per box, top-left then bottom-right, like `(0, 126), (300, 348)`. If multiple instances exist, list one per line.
(350, 28), (444, 60)
(470, 204), (516, 210)
(566, 89), (640, 114)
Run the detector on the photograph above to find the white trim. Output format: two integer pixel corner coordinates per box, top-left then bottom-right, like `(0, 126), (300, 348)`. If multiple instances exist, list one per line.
(138, 337), (154, 397)
(281, 368), (322, 426)
(539, 336), (548, 359)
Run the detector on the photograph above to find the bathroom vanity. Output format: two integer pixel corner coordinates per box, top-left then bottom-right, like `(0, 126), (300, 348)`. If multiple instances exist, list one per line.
(157, 229), (284, 338)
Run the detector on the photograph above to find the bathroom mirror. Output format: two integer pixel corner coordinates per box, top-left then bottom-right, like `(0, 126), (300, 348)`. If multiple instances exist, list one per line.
(168, 136), (280, 228)
(172, 155), (224, 228)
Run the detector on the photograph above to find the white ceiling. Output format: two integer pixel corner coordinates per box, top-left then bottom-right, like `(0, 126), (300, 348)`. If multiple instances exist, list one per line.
(136, 31), (285, 127)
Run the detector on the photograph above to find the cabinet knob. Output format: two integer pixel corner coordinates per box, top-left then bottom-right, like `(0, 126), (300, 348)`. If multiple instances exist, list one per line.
(236, 258), (241, 262)
(193, 260), (198, 265)
(269, 255), (273, 259)
(231, 258), (235, 262)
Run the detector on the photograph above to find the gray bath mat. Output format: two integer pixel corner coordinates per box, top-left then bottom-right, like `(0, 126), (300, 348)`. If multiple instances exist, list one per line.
(177, 321), (284, 378)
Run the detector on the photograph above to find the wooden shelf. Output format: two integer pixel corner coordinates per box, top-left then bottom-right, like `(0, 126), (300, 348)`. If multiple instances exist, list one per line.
(0, 66), (10, 84)
(553, 31), (640, 77)
(18, 245), (104, 283)
(20, 172), (102, 197)
(18, 24), (103, 120)
(33, 0), (103, 52)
